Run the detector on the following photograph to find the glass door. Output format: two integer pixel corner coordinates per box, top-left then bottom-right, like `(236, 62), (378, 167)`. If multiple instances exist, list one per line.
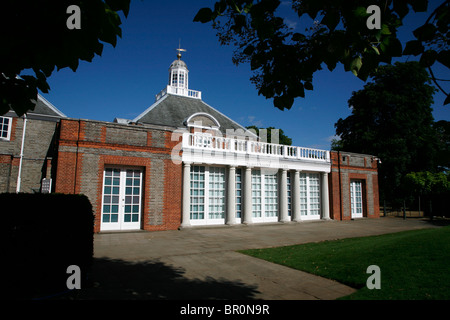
(350, 180), (363, 218)
(101, 167), (143, 231)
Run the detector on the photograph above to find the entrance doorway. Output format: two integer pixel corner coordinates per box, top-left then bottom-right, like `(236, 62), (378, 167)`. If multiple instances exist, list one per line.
(100, 167), (143, 231)
(350, 180), (363, 218)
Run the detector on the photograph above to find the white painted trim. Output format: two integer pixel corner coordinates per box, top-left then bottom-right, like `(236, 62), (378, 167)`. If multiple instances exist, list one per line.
(184, 112), (221, 130)
(16, 115), (27, 192)
(0, 116), (12, 141)
(100, 166), (143, 231)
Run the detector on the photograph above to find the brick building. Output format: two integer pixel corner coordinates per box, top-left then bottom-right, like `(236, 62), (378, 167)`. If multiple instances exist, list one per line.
(0, 53), (380, 232)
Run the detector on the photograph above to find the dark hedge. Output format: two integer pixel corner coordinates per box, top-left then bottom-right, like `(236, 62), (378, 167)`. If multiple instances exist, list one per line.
(2, 193), (94, 299)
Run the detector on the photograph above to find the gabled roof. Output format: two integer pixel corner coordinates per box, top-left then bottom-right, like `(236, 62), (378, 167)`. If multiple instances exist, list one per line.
(31, 94), (67, 118)
(133, 94), (256, 138)
(4, 94), (66, 119)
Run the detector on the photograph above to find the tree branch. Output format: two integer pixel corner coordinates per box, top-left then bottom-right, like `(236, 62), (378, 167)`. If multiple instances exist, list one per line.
(428, 66), (449, 96)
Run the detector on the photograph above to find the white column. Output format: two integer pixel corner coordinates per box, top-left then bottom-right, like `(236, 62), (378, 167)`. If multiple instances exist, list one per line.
(226, 165), (236, 225)
(279, 169), (289, 222)
(243, 166), (253, 224)
(292, 170), (302, 222)
(181, 162), (191, 228)
(321, 172), (331, 220)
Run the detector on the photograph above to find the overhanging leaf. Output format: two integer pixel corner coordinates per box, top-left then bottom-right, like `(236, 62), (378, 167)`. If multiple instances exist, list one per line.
(321, 10), (340, 31)
(413, 24), (437, 41)
(273, 95), (294, 110)
(436, 50), (450, 69)
(410, 0), (428, 12)
(350, 56), (362, 76)
(304, 81), (313, 90)
(419, 50), (437, 68)
(194, 7), (214, 23)
(403, 40), (424, 56)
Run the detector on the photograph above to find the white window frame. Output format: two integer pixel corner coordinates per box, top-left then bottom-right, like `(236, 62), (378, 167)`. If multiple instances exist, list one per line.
(0, 116), (12, 141)
(190, 165), (226, 225)
(299, 172), (321, 220)
(208, 166), (226, 221)
(235, 168), (242, 222)
(287, 171), (292, 216)
(100, 167), (143, 231)
(252, 169), (279, 223)
(190, 165), (206, 221)
(350, 180), (364, 218)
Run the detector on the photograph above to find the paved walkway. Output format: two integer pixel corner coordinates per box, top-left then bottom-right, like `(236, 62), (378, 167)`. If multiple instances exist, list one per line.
(77, 217), (437, 300)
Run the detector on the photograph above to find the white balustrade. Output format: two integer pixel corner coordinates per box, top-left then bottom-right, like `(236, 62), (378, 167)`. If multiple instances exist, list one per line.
(183, 133), (329, 162)
(156, 85), (202, 101)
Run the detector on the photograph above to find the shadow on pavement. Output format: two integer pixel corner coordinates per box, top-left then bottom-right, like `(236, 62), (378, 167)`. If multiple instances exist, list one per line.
(60, 257), (260, 300)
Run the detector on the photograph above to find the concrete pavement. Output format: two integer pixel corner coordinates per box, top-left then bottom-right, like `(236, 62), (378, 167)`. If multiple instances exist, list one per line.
(76, 217), (437, 300)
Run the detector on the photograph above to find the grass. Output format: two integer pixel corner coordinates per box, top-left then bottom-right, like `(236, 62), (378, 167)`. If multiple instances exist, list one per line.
(239, 226), (450, 299)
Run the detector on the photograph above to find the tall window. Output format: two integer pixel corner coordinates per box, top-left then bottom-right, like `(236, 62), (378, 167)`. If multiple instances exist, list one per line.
(0, 116), (12, 140)
(190, 166), (205, 220)
(309, 173), (320, 216)
(251, 170), (262, 217)
(300, 173), (308, 216)
(350, 180), (363, 218)
(208, 167), (225, 219)
(287, 172), (292, 216)
(236, 168), (242, 218)
(264, 173), (278, 217)
(172, 73), (178, 86)
(179, 72), (185, 87)
(299, 172), (321, 217)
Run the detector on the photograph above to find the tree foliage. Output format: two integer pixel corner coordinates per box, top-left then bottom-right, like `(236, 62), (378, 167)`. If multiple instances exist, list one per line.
(333, 62), (439, 204)
(194, 0), (450, 110)
(433, 119), (450, 171)
(0, 0), (130, 116)
(404, 171), (450, 196)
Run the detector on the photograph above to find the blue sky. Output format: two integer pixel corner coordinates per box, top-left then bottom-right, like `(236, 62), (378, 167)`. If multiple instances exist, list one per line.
(42, 0), (449, 149)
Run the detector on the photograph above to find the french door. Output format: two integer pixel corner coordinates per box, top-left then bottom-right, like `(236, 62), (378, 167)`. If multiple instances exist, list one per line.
(101, 167), (143, 231)
(251, 170), (279, 223)
(299, 173), (321, 220)
(350, 180), (363, 218)
(189, 166), (226, 225)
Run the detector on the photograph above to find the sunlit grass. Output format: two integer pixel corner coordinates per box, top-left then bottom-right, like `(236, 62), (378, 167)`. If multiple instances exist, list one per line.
(240, 226), (450, 299)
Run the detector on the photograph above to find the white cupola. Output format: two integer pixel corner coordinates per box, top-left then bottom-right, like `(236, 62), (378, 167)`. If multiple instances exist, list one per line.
(169, 48), (189, 90)
(155, 47), (202, 101)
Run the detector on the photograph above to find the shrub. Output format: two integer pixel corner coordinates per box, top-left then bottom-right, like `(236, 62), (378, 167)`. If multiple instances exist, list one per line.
(3, 193), (94, 299)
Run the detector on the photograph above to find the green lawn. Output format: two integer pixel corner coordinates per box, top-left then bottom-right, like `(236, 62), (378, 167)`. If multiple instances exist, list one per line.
(239, 225), (450, 299)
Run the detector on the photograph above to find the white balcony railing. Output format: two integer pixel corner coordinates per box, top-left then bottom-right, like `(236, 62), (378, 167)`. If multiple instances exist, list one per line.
(183, 133), (330, 162)
(156, 85), (202, 101)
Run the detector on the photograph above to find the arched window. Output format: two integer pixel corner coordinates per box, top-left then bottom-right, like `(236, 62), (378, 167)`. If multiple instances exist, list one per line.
(184, 112), (220, 131)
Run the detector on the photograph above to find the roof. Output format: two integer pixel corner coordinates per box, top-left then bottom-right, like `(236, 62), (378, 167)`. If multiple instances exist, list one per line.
(31, 94), (67, 118)
(4, 93), (66, 119)
(133, 94), (256, 137)
(170, 59), (188, 70)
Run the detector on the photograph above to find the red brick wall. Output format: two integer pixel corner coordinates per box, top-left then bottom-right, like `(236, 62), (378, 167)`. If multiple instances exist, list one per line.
(329, 151), (380, 220)
(55, 119), (183, 233)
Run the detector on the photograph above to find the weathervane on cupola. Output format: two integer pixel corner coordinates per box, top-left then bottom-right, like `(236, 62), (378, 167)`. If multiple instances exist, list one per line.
(176, 39), (186, 60)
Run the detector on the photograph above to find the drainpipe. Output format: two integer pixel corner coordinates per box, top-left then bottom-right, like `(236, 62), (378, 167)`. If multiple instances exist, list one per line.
(16, 114), (27, 193)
